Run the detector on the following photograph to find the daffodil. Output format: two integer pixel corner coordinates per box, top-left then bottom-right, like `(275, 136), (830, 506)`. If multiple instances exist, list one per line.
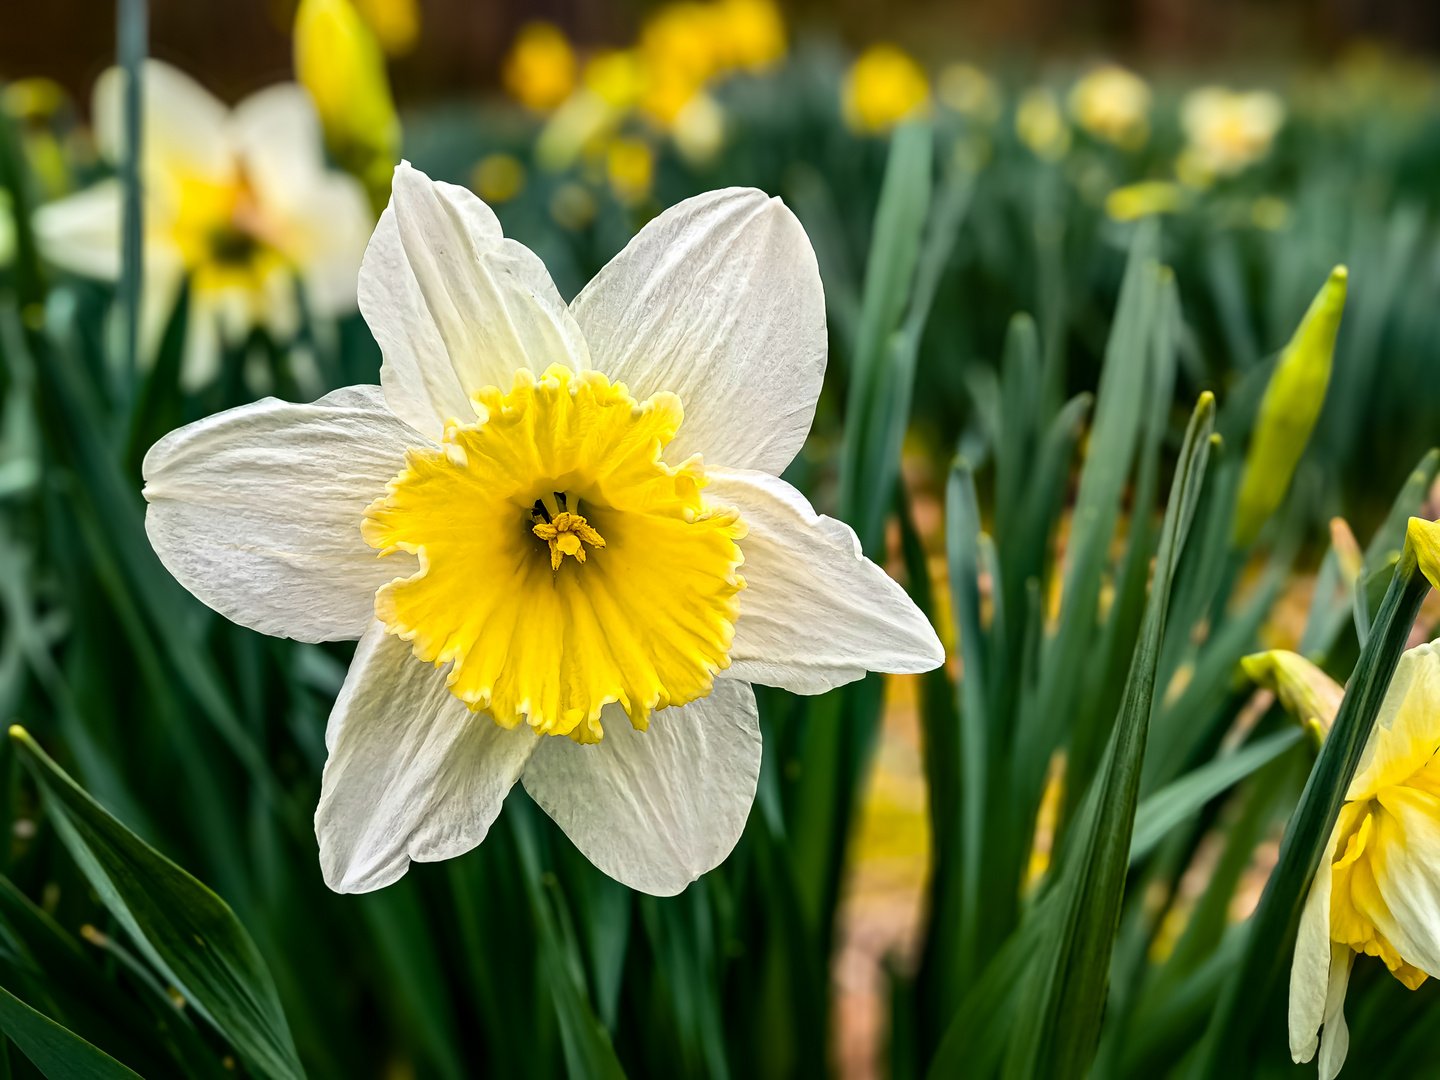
(842, 44), (931, 134)
(33, 61), (373, 391)
(502, 21), (578, 112)
(1069, 63), (1151, 149)
(1291, 641), (1440, 1078)
(1178, 86), (1286, 186)
(141, 163), (944, 896)
(1016, 87), (1071, 161)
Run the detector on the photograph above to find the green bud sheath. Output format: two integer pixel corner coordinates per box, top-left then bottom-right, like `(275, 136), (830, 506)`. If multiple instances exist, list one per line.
(1232, 265), (1348, 547)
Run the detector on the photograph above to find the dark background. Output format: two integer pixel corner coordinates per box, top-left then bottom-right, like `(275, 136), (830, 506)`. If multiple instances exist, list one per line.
(1, 0), (1439, 110)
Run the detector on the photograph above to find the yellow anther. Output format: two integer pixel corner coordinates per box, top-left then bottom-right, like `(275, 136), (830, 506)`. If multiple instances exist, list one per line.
(533, 511), (606, 570)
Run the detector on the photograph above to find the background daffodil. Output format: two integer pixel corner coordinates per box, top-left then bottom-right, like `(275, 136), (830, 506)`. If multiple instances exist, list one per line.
(32, 60), (374, 391)
(140, 162), (944, 897)
(1290, 642), (1440, 1079)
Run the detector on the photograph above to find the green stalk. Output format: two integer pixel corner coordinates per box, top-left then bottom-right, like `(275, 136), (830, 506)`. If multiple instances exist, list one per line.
(116, 0), (146, 409)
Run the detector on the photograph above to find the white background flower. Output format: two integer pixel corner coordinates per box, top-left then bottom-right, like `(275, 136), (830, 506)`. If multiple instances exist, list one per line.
(33, 60), (373, 390)
(142, 162), (944, 897)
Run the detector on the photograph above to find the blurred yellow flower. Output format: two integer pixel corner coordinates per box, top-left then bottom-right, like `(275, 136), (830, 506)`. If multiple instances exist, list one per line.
(1016, 87), (1070, 161)
(294, 0), (400, 210)
(843, 44), (930, 135)
(713, 0), (786, 71)
(607, 137), (655, 204)
(1105, 180), (1185, 222)
(1291, 643), (1440, 1078)
(672, 92), (727, 166)
(472, 153), (527, 203)
(938, 63), (1001, 123)
(33, 61), (373, 390)
(1178, 87), (1286, 187)
(354, 0), (420, 57)
(0, 191), (13, 269)
(550, 181), (597, 230)
(586, 49), (648, 109)
(1069, 63), (1151, 149)
(1252, 195), (1290, 231)
(503, 22), (578, 112)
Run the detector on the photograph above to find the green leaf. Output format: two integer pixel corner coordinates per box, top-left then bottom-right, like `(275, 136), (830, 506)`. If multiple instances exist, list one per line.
(1005, 391), (1216, 1080)
(0, 982), (142, 1080)
(8, 727), (304, 1080)
(838, 121), (933, 555)
(1128, 728), (1303, 864)
(1193, 533), (1432, 1075)
(508, 798), (628, 1080)
(1019, 222), (1160, 838)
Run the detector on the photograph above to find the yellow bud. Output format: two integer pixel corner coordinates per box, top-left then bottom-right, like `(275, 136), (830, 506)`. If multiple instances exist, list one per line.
(1240, 650), (1344, 741)
(1232, 265), (1348, 547)
(294, 0), (400, 212)
(1406, 517), (1440, 593)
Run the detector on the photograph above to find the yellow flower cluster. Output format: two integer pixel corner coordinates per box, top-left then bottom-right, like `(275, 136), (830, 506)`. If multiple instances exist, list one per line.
(505, 0), (785, 203)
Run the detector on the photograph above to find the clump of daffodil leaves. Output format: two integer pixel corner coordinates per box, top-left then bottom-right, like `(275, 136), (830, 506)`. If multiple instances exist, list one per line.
(141, 162), (944, 896)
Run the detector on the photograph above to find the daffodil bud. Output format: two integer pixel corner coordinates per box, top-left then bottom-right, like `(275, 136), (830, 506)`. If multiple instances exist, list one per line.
(1406, 516), (1440, 592)
(1232, 266), (1348, 547)
(1240, 649), (1344, 743)
(294, 0), (400, 212)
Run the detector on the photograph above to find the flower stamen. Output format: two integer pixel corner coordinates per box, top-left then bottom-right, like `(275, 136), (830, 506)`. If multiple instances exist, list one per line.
(532, 507), (606, 570)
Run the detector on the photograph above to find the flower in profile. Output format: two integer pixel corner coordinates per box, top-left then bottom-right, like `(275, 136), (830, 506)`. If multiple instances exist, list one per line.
(1178, 87), (1286, 186)
(938, 63), (1002, 124)
(294, 0), (401, 208)
(1291, 642), (1440, 1078)
(502, 22), (577, 112)
(33, 60), (373, 391)
(843, 44), (931, 134)
(141, 162), (944, 895)
(1016, 86), (1071, 161)
(1069, 63), (1151, 149)
(1241, 649), (1344, 743)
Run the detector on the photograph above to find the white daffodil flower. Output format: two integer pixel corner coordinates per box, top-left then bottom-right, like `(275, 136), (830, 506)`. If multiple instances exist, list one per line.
(33, 60), (373, 391)
(1290, 642), (1440, 1079)
(141, 162), (944, 896)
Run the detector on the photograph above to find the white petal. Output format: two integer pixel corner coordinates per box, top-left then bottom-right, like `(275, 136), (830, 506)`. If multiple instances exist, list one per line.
(94, 61), (233, 186)
(33, 180), (122, 280)
(231, 83), (372, 317)
(142, 384), (425, 642)
(1291, 820), (1345, 1063)
(317, 622), (539, 893)
(359, 161), (589, 440)
(522, 678), (761, 896)
(705, 468), (944, 694)
(1316, 945), (1354, 1080)
(569, 187), (826, 475)
(1350, 642), (1440, 799)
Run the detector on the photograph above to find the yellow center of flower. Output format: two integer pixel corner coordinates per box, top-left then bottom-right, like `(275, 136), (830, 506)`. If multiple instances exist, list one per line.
(169, 175), (287, 297)
(362, 365), (747, 743)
